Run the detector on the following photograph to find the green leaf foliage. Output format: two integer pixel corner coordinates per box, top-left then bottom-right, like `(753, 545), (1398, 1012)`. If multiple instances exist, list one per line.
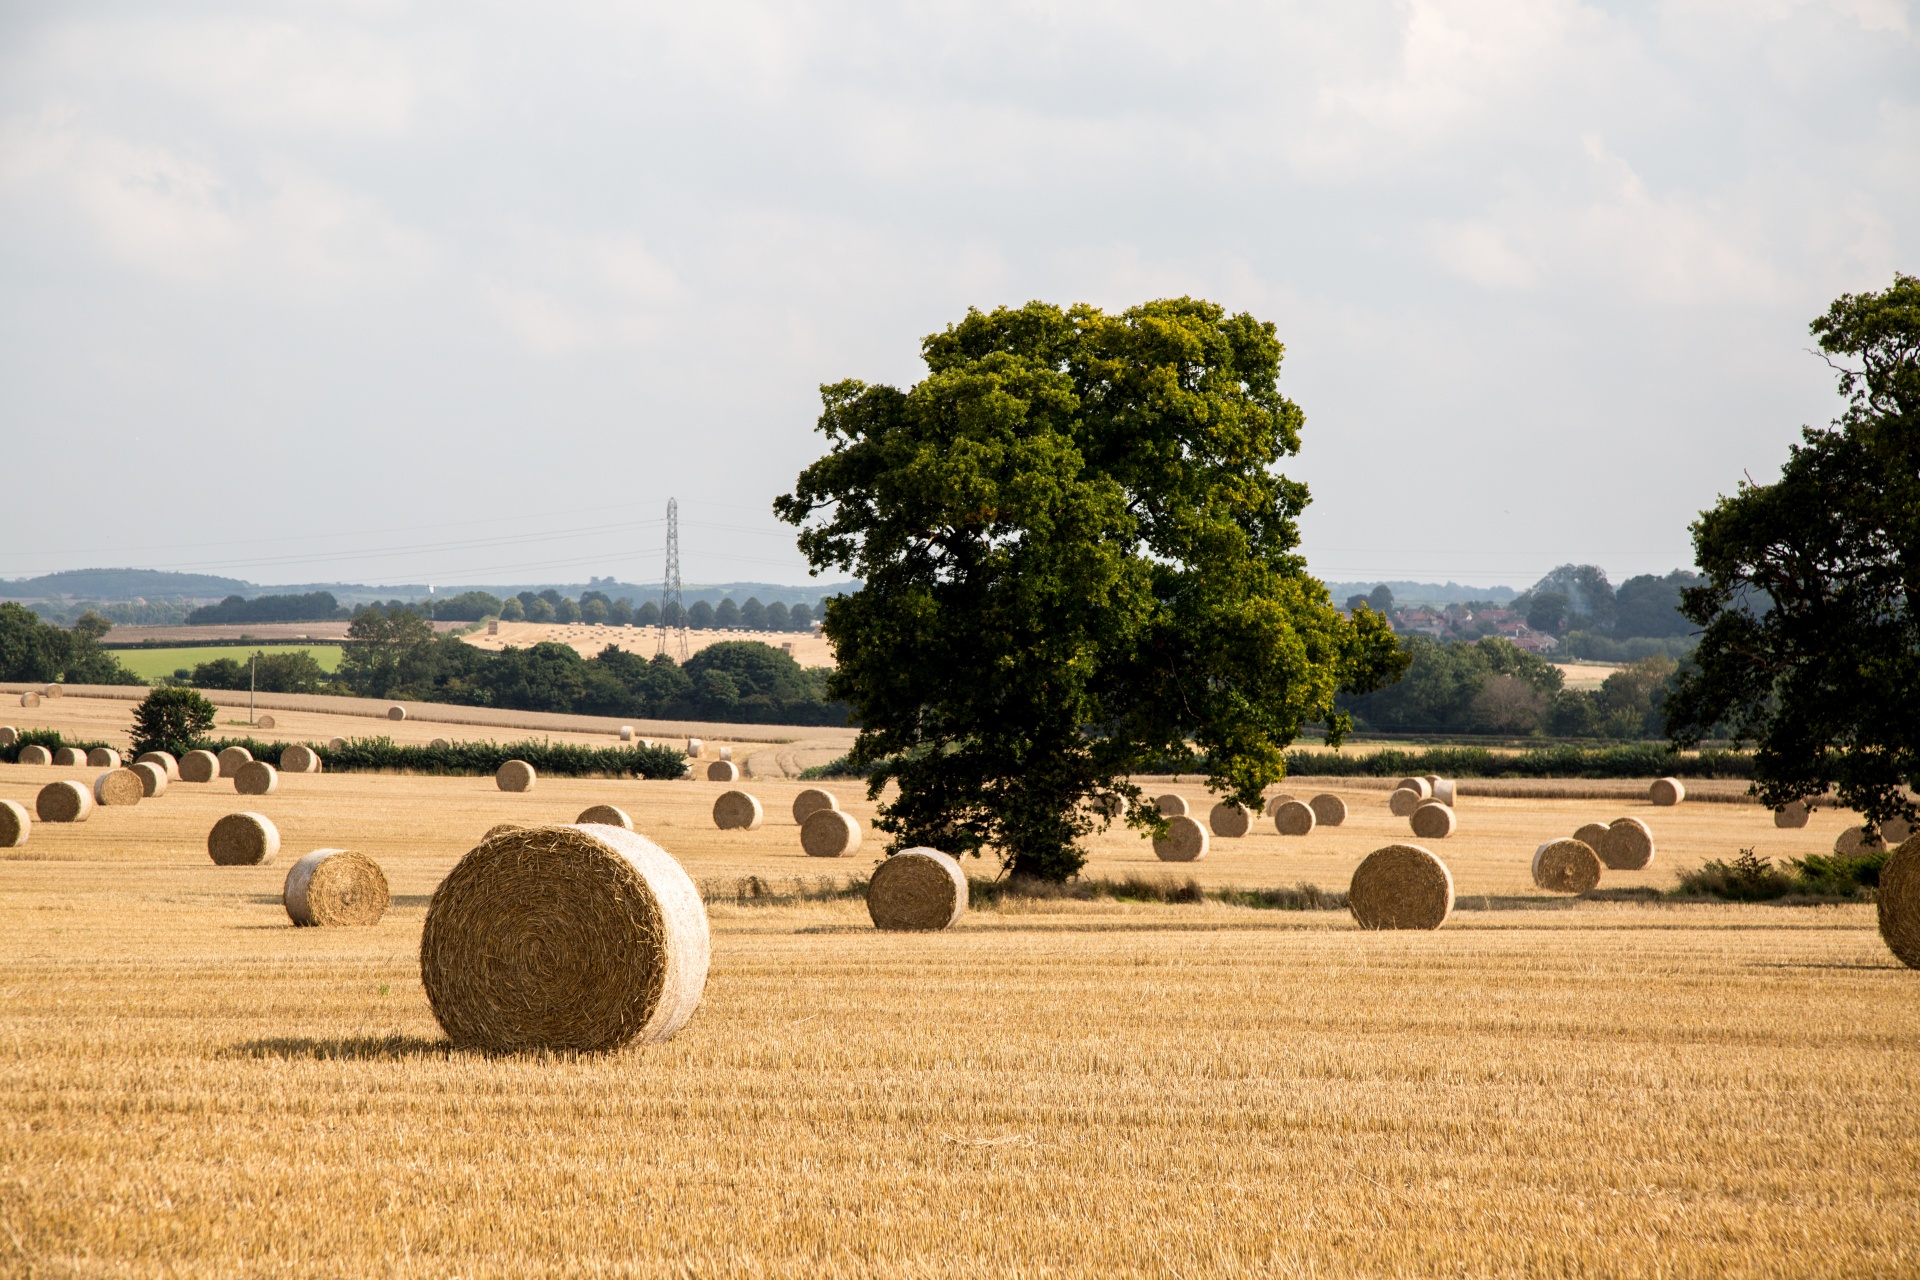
(202, 735), (687, 779)
(129, 687), (219, 757)
(0, 603), (142, 686)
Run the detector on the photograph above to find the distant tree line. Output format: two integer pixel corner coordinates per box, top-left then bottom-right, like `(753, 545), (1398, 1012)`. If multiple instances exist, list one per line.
(1511, 565), (1702, 659)
(181, 650), (330, 694)
(186, 591), (349, 625)
(0, 604), (143, 685)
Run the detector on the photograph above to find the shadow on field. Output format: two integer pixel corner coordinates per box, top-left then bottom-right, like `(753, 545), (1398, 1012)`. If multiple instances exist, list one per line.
(227, 1034), (454, 1061)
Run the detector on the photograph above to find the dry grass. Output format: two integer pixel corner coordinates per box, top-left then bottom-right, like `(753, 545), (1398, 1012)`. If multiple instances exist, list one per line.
(0, 761), (1917, 1276)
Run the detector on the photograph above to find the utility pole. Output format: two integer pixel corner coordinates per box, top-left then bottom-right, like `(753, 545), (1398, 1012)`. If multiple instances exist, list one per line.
(656, 497), (688, 660)
(249, 652), (257, 727)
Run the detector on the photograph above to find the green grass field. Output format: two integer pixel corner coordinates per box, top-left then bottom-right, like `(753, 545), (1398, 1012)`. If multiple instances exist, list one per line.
(108, 644), (345, 682)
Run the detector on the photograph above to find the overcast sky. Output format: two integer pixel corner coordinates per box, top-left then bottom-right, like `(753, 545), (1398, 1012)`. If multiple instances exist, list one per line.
(2, 0), (1914, 592)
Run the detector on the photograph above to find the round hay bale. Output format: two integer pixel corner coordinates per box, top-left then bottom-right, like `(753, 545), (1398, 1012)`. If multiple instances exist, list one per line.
(1875, 835), (1920, 969)
(1573, 822), (1612, 850)
(1649, 777), (1685, 806)
(137, 751), (180, 781)
(619, 725), (634, 742)
(234, 760), (278, 795)
(419, 823), (710, 1051)
(484, 821), (531, 841)
(1309, 793), (1348, 826)
(255, 714), (275, 731)
(496, 760), (536, 793)
(1431, 778), (1457, 807)
(706, 760), (740, 782)
(0, 727), (14, 746)
(208, 812), (279, 865)
(712, 790), (763, 830)
(217, 746), (253, 777)
(1273, 800), (1316, 837)
(686, 737), (704, 758)
(1262, 793), (1296, 817)
(179, 750), (219, 783)
(0, 799), (29, 847)
(43, 684), (61, 698)
(284, 849), (389, 927)
(1155, 793), (1189, 817)
(576, 804), (633, 830)
(1348, 844), (1454, 930)
(1774, 800), (1811, 829)
(36, 780), (92, 823)
(1835, 824), (1884, 856)
(19, 692), (38, 708)
(1601, 817), (1655, 870)
(388, 705), (407, 721)
(792, 788), (840, 824)
(430, 737), (451, 750)
(328, 737), (347, 751)
(1388, 787), (1423, 817)
(800, 807), (860, 857)
(279, 744), (321, 774)
(130, 761), (168, 797)
(719, 745), (733, 763)
(1410, 802), (1456, 839)
(1153, 814), (1209, 862)
(53, 747), (86, 767)
(17, 744), (51, 766)
(868, 847), (968, 931)
(1884, 815), (1914, 846)
(93, 768), (144, 807)
(1532, 838), (1602, 894)
(1091, 793), (1124, 818)
(86, 747), (121, 769)
(1394, 777), (1432, 800)
(1209, 801), (1254, 837)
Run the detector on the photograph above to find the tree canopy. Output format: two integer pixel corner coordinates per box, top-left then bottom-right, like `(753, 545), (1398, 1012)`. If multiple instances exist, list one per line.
(776, 297), (1405, 880)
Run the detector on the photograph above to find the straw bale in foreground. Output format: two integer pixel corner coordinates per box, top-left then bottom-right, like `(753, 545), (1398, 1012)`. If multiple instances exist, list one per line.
(1601, 816), (1655, 870)
(1876, 836), (1920, 969)
(1388, 787), (1423, 817)
(1410, 802), (1456, 839)
(93, 769), (144, 807)
(233, 761), (278, 796)
(17, 745), (51, 765)
(130, 761), (167, 796)
(1273, 801), (1316, 837)
(792, 788), (839, 824)
(1348, 844), (1454, 930)
(87, 747), (122, 769)
(1153, 814), (1209, 862)
(1532, 839), (1602, 894)
(1309, 793), (1347, 827)
(1155, 794), (1189, 817)
(713, 791), (763, 831)
(0, 799), (28, 847)
(1649, 777), (1685, 806)
(419, 823), (710, 1051)
(284, 849), (389, 927)
(706, 760), (740, 782)
(280, 744), (321, 774)
(800, 808), (860, 856)
(1835, 825), (1884, 857)
(36, 781), (91, 823)
(179, 750), (218, 783)
(1774, 800), (1811, 829)
(867, 847), (968, 931)
(53, 747), (85, 767)
(496, 760), (536, 792)
(576, 804), (633, 830)
(1209, 801), (1253, 837)
(217, 746), (253, 777)
(208, 812), (279, 865)
(137, 751), (179, 780)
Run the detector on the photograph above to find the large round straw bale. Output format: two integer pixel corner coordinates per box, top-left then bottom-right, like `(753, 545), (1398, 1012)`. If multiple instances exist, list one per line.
(1155, 793), (1189, 817)
(0, 727), (14, 746)
(686, 737), (704, 757)
(36, 780), (92, 823)
(712, 790), (763, 831)
(217, 746), (253, 777)
(800, 807), (860, 856)
(706, 760), (740, 782)
(1262, 793), (1296, 816)
(1309, 793), (1348, 826)
(86, 747), (121, 768)
(1410, 801), (1457, 838)
(328, 737), (347, 751)
(1153, 814), (1209, 861)
(1209, 801), (1253, 837)
(1884, 815), (1913, 846)
(208, 812), (279, 865)
(1648, 777), (1685, 806)
(17, 744), (51, 765)
(19, 693), (39, 708)
(1273, 800), (1317, 837)
(179, 750), (218, 783)
(1774, 800), (1811, 829)
(388, 705), (407, 721)
(234, 760), (278, 795)
(43, 684), (61, 698)
(576, 804), (633, 830)
(1876, 835), (1920, 969)
(620, 725), (634, 742)
(868, 847), (968, 931)
(496, 759), (536, 792)
(279, 744), (321, 774)
(1431, 778), (1457, 807)
(1388, 787), (1423, 817)
(1349, 844), (1454, 930)
(53, 747), (85, 767)
(1532, 839), (1602, 894)
(0, 799), (29, 847)
(419, 823), (710, 1051)
(93, 768), (144, 807)
(1394, 777), (1432, 800)
(256, 714), (275, 731)
(1599, 816), (1655, 869)
(1835, 825), (1884, 856)
(130, 761), (168, 797)
(137, 751), (180, 780)
(284, 849), (389, 927)
(792, 788), (840, 824)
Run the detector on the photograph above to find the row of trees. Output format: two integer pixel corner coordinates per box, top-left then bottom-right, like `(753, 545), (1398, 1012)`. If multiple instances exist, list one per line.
(0, 604), (142, 685)
(409, 588), (820, 631)
(186, 591), (347, 625)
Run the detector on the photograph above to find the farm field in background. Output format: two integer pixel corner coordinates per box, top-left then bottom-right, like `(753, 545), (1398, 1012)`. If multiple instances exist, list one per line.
(1, 761), (1915, 1275)
(108, 644), (346, 682)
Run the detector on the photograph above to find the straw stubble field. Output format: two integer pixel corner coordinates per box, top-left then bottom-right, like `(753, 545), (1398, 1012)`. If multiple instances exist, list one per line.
(1, 759), (1916, 1277)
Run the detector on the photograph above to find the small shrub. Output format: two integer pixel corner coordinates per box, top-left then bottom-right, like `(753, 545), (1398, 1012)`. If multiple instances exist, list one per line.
(1677, 848), (1794, 901)
(1786, 850), (1887, 898)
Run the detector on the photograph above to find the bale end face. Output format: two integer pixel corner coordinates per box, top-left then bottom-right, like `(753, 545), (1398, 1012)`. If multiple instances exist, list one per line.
(0, 799), (29, 847)
(430, 738), (451, 750)
(706, 760), (740, 782)
(791, 788), (839, 824)
(1774, 800), (1812, 829)
(1573, 822), (1612, 850)
(1532, 839), (1602, 894)
(130, 761), (168, 797)
(93, 769), (144, 807)
(1649, 777), (1685, 806)
(1387, 787), (1423, 817)
(868, 847), (968, 931)
(36, 780), (92, 823)
(1348, 844), (1454, 930)
(1153, 814), (1209, 862)
(496, 760), (537, 793)
(1208, 801), (1253, 838)
(1262, 793), (1296, 817)
(233, 761), (279, 796)
(17, 744), (52, 765)
(576, 804), (633, 830)
(255, 714), (276, 731)
(87, 748), (122, 769)
(388, 705), (407, 721)
(53, 747), (86, 767)
(285, 849), (390, 927)
(1273, 801), (1317, 837)
(712, 791), (763, 831)
(19, 693), (39, 708)
(1155, 793), (1189, 817)
(328, 737), (347, 751)
(800, 808), (860, 857)
(1309, 793), (1348, 827)
(208, 812), (280, 865)
(179, 750), (219, 783)
(0, 726), (14, 747)
(280, 744), (321, 774)
(1409, 802), (1456, 839)
(1393, 777), (1432, 801)
(1876, 836), (1920, 969)
(216, 746), (253, 778)
(1601, 817), (1655, 870)
(136, 751), (180, 781)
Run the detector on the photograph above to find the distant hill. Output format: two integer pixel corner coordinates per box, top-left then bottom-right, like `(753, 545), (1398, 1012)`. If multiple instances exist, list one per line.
(1324, 581), (1519, 607)
(0, 568), (252, 600)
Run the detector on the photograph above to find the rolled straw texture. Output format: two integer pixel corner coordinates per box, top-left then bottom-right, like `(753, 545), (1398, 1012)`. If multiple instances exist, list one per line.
(1410, 802), (1457, 839)
(179, 750), (218, 783)
(0, 727), (13, 746)
(255, 715), (275, 731)
(1394, 777), (1433, 801)
(137, 751), (180, 780)
(1431, 779), (1457, 807)
(1263, 794), (1296, 817)
(713, 791), (763, 831)
(800, 808), (860, 856)
(867, 847), (968, 932)
(233, 761), (279, 796)
(1649, 777), (1685, 807)
(1876, 836), (1920, 969)
(53, 747), (85, 767)
(36, 781), (92, 823)
(1153, 815), (1209, 862)
(1774, 801), (1811, 829)
(208, 812), (279, 865)
(1601, 817), (1656, 870)
(93, 769), (144, 807)
(217, 746), (253, 777)
(1885, 816), (1914, 846)
(419, 823), (710, 1051)
(484, 822), (531, 841)
(1309, 794), (1348, 826)
(496, 760), (536, 792)
(1349, 844), (1454, 930)
(284, 849), (389, 927)
(1273, 801), (1316, 837)
(706, 760), (740, 782)
(328, 737), (347, 750)
(1532, 839), (1602, 894)
(1388, 788), (1423, 817)
(43, 684), (61, 698)
(791, 789), (839, 824)
(576, 804), (633, 830)
(87, 748), (121, 769)
(1574, 822), (1613, 851)
(280, 745), (321, 774)
(1155, 794), (1189, 817)
(1209, 801), (1253, 838)
(130, 762), (167, 797)
(388, 705), (407, 721)
(19, 693), (39, 708)
(17, 745), (51, 765)
(0, 799), (29, 847)
(1835, 825), (1884, 857)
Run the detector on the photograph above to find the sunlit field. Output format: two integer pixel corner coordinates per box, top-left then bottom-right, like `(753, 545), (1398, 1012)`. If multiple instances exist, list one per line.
(104, 644), (346, 683)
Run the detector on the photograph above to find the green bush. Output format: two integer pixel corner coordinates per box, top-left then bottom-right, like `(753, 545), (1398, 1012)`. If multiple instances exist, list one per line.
(0, 727), (113, 763)
(1675, 846), (1885, 901)
(131, 687), (219, 757)
(201, 734), (687, 780)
